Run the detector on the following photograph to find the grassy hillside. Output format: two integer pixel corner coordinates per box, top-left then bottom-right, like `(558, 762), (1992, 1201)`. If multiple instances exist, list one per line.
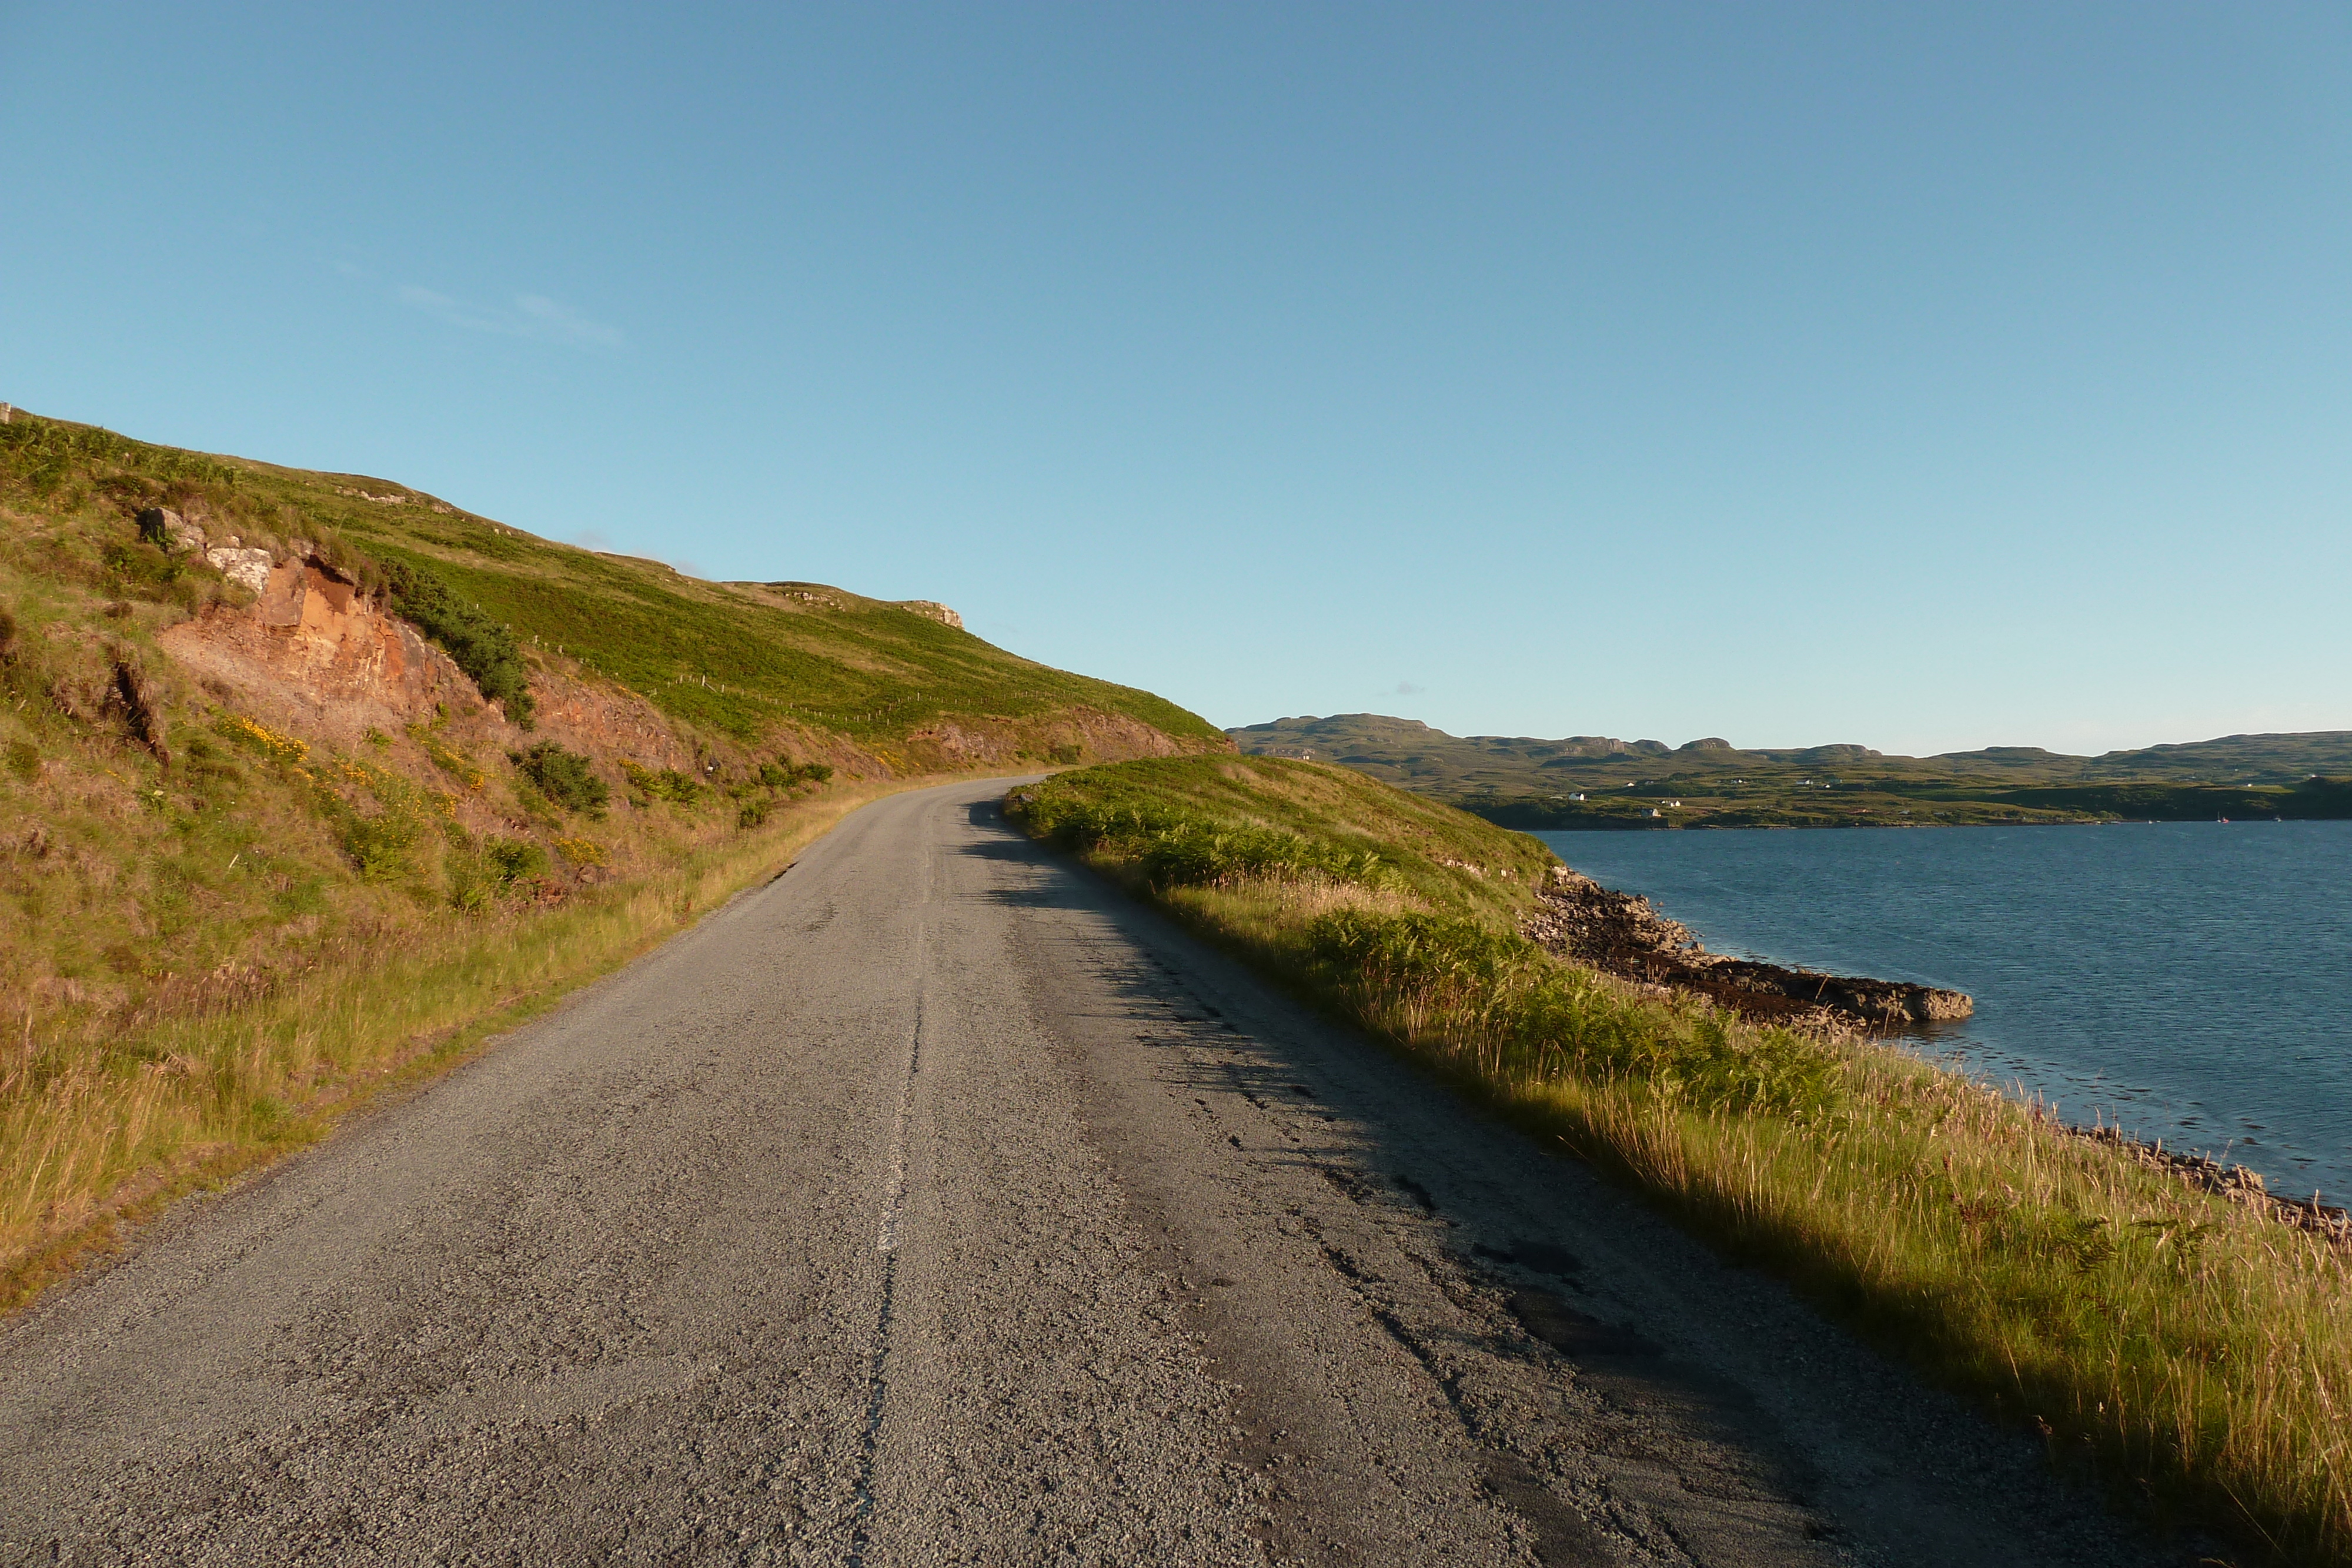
(0, 407), (1222, 1306)
(1232, 713), (2352, 828)
(1, 410), (1220, 756)
(1017, 757), (2352, 1565)
(1005, 753), (1557, 937)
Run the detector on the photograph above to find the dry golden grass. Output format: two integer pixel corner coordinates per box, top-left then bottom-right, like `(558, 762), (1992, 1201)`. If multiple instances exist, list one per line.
(1208, 877), (1431, 924)
(0, 776), (931, 1311)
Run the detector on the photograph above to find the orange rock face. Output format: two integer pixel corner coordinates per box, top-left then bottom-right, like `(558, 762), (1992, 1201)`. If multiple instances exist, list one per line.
(159, 556), (716, 775)
(161, 560), (485, 743)
(525, 674), (702, 773)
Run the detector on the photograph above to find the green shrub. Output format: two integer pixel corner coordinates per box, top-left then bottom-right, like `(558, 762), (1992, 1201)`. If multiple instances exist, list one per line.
(0, 422), (74, 494)
(99, 539), (197, 604)
(484, 838), (550, 884)
(737, 757), (831, 825)
(342, 813), (419, 881)
(1020, 790), (1391, 892)
(380, 557), (536, 728)
(447, 834), (551, 912)
(622, 760), (703, 804)
(5, 740), (37, 782)
(512, 741), (608, 816)
(0, 417), (243, 495)
(756, 758), (833, 788)
(447, 856), (496, 915)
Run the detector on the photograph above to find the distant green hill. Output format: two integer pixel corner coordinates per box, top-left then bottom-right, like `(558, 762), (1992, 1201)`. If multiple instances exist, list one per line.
(1229, 714), (2352, 828)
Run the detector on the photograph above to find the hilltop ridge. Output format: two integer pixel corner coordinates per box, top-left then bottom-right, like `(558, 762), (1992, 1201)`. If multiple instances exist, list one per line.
(2, 408), (1222, 768)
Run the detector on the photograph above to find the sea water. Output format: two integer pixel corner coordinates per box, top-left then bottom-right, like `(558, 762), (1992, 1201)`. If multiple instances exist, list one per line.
(1531, 821), (2352, 1202)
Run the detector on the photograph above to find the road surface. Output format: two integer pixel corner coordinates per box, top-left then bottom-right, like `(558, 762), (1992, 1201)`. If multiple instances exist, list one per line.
(1, 778), (2181, 1565)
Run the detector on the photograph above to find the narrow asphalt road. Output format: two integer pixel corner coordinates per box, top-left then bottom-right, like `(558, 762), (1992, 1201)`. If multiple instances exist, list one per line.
(3, 778), (2186, 1566)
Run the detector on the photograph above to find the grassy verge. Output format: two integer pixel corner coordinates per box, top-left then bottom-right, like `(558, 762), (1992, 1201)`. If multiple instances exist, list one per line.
(1, 774), (948, 1313)
(1010, 755), (2352, 1566)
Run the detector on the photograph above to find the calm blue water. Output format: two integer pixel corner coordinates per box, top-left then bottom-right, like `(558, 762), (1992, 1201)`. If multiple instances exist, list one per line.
(1532, 822), (2352, 1202)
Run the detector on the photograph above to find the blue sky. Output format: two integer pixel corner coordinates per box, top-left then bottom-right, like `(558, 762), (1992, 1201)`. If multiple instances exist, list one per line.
(4, 4), (2346, 755)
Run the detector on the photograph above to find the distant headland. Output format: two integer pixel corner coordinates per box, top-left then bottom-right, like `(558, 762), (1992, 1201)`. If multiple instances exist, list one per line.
(1228, 714), (2352, 828)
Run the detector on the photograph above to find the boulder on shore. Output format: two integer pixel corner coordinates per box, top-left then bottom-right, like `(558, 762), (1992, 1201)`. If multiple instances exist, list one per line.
(1524, 865), (1973, 1030)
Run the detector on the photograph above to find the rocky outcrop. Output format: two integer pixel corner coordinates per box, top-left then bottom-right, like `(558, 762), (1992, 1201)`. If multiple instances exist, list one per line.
(133, 506), (273, 594)
(156, 547), (853, 783)
(1522, 868), (1703, 965)
(1698, 958), (1976, 1027)
(156, 533), (1201, 792)
(205, 544), (272, 594)
(898, 600), (964, 630)
(1524, 866), (1973, 1032)
(136, 507), (209, 556)
(158, 553), (483, 742)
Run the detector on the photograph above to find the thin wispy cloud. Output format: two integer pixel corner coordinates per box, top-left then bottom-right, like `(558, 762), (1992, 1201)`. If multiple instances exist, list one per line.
(397, 285), (625, 350)
(1395, 680), (1426, 697)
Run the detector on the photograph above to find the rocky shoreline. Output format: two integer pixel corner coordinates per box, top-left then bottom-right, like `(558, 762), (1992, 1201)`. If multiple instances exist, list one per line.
(1522, 866), (1973, 1032)
(1523, 868), (2352, 1246)
(2070, 1118), (2352, 1246)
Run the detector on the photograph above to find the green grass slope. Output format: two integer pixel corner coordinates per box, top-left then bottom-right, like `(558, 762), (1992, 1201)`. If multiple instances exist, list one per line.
(3, 409), (1221, 761)
(1008, 753), (1558, 924)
